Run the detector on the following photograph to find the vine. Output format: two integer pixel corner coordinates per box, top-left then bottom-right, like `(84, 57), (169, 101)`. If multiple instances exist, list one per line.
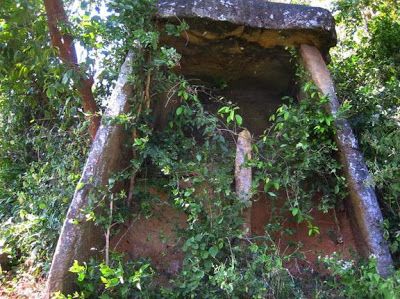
(53, 0), (356, 297)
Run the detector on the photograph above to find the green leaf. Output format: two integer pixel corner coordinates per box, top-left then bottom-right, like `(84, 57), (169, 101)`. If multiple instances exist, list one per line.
(76, 182), (85, 191)
(291, 208), (299, 216)
(218, 106), (229, 114)
(61, 70), (72, 84)
(228, 110), (235, 123)
(69, 260), (85, 274)
(209, 246), (219, 258)
(235, 114), (243, 126)
(334, 184), (340, 194)
(69, 260), (86, 282)
(176, 106), (183, 115)
(283, 111), (289, 120)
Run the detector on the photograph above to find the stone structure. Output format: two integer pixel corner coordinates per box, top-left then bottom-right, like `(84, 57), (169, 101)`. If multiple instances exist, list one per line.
(45, 1), (392, 296)
(235, 129), (252, 236)
(157, 0), (336, 55)
(45, 51), (135, 295)
(299, 44), (393, 276)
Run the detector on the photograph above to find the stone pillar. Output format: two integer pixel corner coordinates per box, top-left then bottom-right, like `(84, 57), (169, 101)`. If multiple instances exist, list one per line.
(45, 51), (136, 297)
(299, 44), (393, 276)
(235, 129), (252, 237)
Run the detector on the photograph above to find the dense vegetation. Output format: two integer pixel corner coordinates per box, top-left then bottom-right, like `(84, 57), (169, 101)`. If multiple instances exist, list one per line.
(332, 0), (400, 260)
(0, 0), (399, 297)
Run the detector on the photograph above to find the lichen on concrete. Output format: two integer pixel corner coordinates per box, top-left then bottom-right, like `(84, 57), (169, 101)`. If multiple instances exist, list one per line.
(157, 0), (336, 54)
(299, 44), (393, 277)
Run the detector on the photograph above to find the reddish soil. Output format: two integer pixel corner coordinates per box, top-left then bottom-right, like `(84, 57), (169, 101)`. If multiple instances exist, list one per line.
(111, 189), (186, 281)
(251, 191), (359, 272)
(113, 185), (359, 280)
(0, 274), (45, 299)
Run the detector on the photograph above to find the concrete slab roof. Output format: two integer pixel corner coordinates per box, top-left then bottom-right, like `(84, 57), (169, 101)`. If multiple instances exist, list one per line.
(157, 0), (337, 53)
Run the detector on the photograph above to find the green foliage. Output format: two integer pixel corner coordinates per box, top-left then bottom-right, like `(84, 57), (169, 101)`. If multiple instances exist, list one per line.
(333, 0), (400, 259)
(0, 0), (90, 274)
(116, 70), (304, 298)
(52, 2), (319, 296)
(54, 255), (153, 298)
(318, 254), (400, 298)
(252, 78), (346, 232)
(218, 105), (243, 126)
(0, 127), (88, 272)
(152, 110), (282, 297)
(61, 2), (349, 295)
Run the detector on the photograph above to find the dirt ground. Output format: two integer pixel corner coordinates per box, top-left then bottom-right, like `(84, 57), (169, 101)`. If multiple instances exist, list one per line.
(0, 273), (45, 299)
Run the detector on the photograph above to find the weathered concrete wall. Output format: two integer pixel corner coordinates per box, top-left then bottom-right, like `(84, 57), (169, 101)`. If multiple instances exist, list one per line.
(299, 44), (393, 276)
(45, 51), (135, 296)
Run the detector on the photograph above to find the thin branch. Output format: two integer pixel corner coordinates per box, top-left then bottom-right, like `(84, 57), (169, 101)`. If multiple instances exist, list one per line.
(105, 198), (113, 266)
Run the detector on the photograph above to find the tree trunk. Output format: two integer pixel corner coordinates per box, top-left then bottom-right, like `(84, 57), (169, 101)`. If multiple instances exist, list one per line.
(43, 0), (100, 139)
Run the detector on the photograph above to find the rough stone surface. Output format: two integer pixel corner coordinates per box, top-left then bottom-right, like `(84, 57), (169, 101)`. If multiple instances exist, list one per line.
(157, 0), (336, 54)
(299, 44), (393, 276)
(235, 129), (252, 236)
(45, 51), (135, 297)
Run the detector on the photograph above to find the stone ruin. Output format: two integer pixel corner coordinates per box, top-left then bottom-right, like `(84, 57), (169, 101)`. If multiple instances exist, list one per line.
(45, 0), (393, 296)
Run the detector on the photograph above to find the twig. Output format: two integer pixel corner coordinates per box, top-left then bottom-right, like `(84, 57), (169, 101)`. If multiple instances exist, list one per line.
(127, 52), (152, 207)
(126, 128), (138, 208)
(112, 216), (140, 251)
(105, 198), (113, 266)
